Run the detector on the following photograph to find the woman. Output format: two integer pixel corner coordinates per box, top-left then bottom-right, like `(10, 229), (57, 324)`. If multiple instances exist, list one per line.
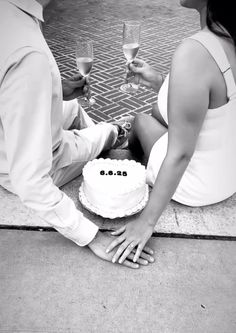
(106, 0), (236, 263)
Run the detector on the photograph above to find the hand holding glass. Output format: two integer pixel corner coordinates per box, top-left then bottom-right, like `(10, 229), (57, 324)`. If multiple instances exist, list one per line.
(76, 38), (95, 107)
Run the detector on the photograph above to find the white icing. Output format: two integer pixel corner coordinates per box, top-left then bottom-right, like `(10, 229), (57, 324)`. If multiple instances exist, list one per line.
(80, 158), (149, 218)
(83, 182), (146, 212)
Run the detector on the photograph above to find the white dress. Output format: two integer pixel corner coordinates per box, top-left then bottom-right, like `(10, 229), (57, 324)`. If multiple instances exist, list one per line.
(146, 31), (236, 206)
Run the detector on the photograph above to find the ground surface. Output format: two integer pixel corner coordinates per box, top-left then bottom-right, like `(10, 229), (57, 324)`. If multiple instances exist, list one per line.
(43, 0), (199, 122)
(1, 230), (236, 333)
(1, 1), (236, 332)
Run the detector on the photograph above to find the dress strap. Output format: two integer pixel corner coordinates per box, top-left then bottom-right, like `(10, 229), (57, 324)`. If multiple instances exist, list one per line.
(189, 31), (236, 99)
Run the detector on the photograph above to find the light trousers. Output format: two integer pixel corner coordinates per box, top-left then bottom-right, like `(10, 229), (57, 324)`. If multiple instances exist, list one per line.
(51, 100), (117, 187)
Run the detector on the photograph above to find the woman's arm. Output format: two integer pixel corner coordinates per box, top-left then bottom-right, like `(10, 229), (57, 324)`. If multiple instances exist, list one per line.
(107, 38), (212, 263)
(141, 38), (211, 225)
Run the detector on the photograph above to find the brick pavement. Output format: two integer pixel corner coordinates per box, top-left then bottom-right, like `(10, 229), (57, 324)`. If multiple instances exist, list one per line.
(43, 0), (199, 122)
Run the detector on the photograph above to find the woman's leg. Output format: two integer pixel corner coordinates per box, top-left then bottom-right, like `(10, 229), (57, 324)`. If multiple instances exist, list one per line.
(151, 102), (168, 127)
(129, 113), (167, 164)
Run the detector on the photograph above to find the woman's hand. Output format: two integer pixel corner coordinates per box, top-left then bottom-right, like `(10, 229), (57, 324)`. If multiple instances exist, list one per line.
(88, 231), (154, 269)
(106, 218), (155, 264)
(129, 59), (164, 92)
(62, 74), (89, 101)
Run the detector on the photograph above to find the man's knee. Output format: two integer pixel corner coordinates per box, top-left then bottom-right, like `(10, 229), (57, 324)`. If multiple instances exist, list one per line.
(62, 99), (79, 130)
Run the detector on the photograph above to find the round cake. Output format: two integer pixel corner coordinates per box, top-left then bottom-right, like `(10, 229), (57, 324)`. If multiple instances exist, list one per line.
(79, 158), (149, 218)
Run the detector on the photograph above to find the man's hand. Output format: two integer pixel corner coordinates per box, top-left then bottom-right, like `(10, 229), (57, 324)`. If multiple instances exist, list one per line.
(106, 218), (154, 265)
(62, 74), (89, 101)
(88, 231), (154, 269)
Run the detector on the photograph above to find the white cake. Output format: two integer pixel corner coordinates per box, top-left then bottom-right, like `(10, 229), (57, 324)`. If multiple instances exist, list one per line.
(79, 158), (149, 218)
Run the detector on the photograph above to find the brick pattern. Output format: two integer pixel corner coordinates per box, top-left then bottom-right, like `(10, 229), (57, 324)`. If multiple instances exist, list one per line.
(43, 1), (199, 123)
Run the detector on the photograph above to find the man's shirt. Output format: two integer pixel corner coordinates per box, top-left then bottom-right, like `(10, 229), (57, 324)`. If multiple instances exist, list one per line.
(0, 0), (98, 246)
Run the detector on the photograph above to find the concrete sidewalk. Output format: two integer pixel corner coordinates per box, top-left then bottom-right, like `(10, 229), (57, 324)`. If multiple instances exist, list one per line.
(1, 149), (236, 238)
(1, 1), (236, 332)
(1, 229), (236, 333)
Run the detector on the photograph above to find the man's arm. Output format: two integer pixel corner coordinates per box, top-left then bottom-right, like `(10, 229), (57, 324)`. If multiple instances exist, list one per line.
(0, 50), (98, 246)
(0, 49), (155, 268)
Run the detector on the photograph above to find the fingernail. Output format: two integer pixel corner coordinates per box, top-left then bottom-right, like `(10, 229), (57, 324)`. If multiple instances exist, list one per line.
(112, 258), (116, 263)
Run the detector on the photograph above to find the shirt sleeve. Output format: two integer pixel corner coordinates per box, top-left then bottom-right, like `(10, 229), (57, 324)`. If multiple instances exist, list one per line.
(0, 49), (98, 246)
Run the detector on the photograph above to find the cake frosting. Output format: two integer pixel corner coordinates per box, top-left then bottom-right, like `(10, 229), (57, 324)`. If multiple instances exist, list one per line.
(79, 158), (149, 218)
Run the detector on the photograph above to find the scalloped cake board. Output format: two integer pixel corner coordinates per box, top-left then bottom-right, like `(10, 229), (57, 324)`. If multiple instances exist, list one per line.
(1, 174), (236, 238)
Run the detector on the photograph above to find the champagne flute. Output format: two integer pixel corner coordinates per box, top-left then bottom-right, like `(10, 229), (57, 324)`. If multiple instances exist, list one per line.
(76, 37), (96, 107)
(120, 21), (141, 95)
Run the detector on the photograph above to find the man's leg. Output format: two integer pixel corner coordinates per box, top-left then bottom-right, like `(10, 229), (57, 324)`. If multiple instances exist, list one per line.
(62, 100), (95, 130)
(52, 123), (118, 188)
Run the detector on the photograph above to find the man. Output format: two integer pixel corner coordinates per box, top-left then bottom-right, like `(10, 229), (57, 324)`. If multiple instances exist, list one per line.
(0, 0), (154, 268)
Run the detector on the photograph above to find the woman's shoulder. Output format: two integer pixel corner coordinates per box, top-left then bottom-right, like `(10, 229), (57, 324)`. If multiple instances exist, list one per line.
(175, 33), (211, 61)
(171, 32), (217, 75)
